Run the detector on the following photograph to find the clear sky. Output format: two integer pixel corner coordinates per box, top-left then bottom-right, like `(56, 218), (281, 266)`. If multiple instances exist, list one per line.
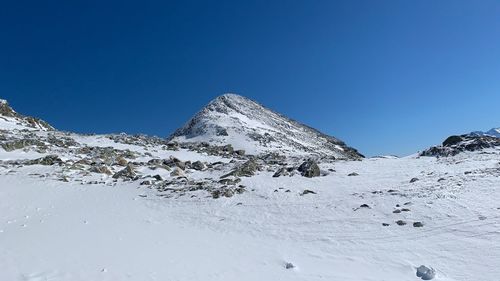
(1, 0), (499, 156)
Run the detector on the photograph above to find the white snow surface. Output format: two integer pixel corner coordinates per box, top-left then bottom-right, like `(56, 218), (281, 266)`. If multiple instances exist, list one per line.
(1, 145), (500, 280)
(1, 98), (500, 280)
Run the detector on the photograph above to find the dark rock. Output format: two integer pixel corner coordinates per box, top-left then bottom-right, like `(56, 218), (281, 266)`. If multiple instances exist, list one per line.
(395, 220), (406, 226)
(301, 189), (316, 195)
(191, 161), (206, 171)
(443, 135), (463, 146)
(273, 167), (290, 178)
(234, 149), (245, 156)
(410, 177), (419, 183)
(348, 172), (359, 176)
(218, 177), (241, 185)
(221, 159), (259, 178)
(413, 221), (424, 227)
(416, 265), (435, 280)
(359, 204), (371, 209)
(382, 223), (390, 226)
(298, 160), (320, 178)
(29, 155), (63, 166)
(285, 262), (295, 269)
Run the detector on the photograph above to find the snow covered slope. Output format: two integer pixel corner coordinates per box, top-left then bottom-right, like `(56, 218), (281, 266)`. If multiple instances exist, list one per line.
(169, 94), (363, 159)
(471, 127), (500, 138)
(1, 98), (500, 281)
(2, 147), (500, 281)
(0, 99), (54, 131)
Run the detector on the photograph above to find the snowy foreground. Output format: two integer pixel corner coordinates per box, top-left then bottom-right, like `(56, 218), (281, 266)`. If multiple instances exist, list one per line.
(1, 145), (500, 281)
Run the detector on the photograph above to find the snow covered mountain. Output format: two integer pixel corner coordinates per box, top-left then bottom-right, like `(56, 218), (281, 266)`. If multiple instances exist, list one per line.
(470, 127), (500, 138)
(2, 97), (500, 280)
(169, 93), (363, 159)
(0, 99), (54, 131)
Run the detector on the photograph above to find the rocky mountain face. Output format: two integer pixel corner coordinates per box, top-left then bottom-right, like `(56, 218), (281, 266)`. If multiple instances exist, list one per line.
(421, 134), (500, 157)
(169, 93), (363, 160)
(0, 99), (54, 131)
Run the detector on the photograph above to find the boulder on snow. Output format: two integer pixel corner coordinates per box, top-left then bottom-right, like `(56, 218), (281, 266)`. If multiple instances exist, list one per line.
(301, 189), (316, 195)
(112, 164), (137, 180)
(273, 167), (294, 177)
(413, 221), (424, 227)
(191, 160), (206, 171)
(221, 159), (259, 178)
(29, 155), (63, 166)
(416, 265), (436, 280)
(298, 160), (320, 178)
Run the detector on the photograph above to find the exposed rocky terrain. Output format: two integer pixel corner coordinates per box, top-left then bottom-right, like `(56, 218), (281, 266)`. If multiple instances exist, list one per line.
(0, 99), (53, 131)
(421, 133), (500, 157)
(0, 97), (344, 200)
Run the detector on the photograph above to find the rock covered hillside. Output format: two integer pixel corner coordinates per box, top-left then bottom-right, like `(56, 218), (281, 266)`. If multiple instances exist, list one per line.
(421, 130), (500, 157)
(169, 94), (363, 159)
(0, 96), (344, 200)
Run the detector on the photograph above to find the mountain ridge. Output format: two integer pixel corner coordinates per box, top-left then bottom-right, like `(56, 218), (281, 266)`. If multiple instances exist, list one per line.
(0, 99), (54, 131)
(169, 93), (363, 159)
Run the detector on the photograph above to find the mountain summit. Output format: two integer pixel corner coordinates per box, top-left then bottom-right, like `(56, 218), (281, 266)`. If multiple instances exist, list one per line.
(471, 128), (500, 138)
(169, 93), (363, 159)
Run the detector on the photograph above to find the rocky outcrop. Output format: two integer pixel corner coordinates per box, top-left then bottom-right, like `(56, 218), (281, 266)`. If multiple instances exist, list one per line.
(112, 164), (137, 180)
(298, 160), (320, 178)
(0, 99), (54, 131)
(221, 159), (259, 178)
(421, 134), (500, 157)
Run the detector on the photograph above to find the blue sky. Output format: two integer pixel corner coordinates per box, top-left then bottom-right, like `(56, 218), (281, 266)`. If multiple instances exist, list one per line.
(1, 0), (499, 156)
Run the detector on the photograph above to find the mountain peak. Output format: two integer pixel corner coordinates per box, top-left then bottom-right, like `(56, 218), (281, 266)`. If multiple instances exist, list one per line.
(0, 98), (54, 131)
(169, 93), (363, 159)
(470, 127), (500, 138)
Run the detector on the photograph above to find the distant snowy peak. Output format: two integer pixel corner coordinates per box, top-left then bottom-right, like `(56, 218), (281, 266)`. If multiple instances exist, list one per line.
(169, 93), (363, 159)
(0, 99), (54, 131)
(470, 128), (500, 138)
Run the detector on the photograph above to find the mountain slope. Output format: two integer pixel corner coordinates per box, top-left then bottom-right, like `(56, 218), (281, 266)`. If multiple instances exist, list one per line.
(169, 94), (362, 159)
(471, 127), (500, 138)
(1, 97), (500, 280)
(0, 99), (54, 131)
